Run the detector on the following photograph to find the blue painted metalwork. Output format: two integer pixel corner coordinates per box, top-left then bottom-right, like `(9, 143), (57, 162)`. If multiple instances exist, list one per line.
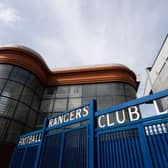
(9, 89), (168, 168)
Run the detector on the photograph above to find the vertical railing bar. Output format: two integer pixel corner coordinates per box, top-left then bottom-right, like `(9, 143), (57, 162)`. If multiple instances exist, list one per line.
(151, 125), (163, 166)
(58, 132), (65, 168)
(34, 118), (47, 168)
(155, 124), (168, 166)
(138, 124), (153, 168)
(159, 123), (168, 163)
(89, 99), (95, 168)
(134, 131), (144, 168)
(117, 132), (123, 168)
(97, 134), (101, 168)
(106, 134), (110, 168)
(109, 133), (114, 168)
(127, 130), (134, 167)
(130, 129), (139, 168)
(123, 131), (130, 168)
(119, 131), (126, 168)
(111, 133), (116, 168)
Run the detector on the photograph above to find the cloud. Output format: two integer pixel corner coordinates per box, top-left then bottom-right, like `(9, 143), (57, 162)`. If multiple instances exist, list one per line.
(0, 0), (168, 97)
(0, 2), (20, 26)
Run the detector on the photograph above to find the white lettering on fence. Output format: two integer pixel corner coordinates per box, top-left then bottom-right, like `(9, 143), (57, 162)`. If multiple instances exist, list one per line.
(48, 106), (89, 128)
(97, 106), (141, 128)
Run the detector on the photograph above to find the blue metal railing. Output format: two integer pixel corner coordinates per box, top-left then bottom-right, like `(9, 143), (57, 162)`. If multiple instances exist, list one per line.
(9, 89), (168, 168)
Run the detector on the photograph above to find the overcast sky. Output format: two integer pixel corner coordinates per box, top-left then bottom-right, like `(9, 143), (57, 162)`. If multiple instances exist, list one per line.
(0, 0), (168, 97)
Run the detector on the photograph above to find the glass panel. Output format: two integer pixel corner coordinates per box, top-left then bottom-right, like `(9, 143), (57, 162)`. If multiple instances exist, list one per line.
(0, 119), (10, 142)
(126, 96), (135, 102)
(35, 81), (43, 96)
(6, 121), (23, 143)
(9, 66), (29, 84)
(96, 83), (112, 96)
(40, 100), (54, 112)
(111, 83), (125, 95)
(20, 87), (34, 105)
(69, 85), (82, 97)
(53, 99), (67, 112)
(32, 94), (40, 111)
(83, 84), (96, 97)
(0, 64), (12, 78)
(55, 86), (70, 98)
(43, 87), (55, 99)
(112, 96), (126, 106)
(27, 110), (37, 127)
(96, 96), (113, 110)
(14, 103), (30, 122)
(0, 97), (17, 117)
(35, 114), (43, 129)
(27, 74), (37, 88)
(68, 98), (81, 110)
(2, 81), (23, 99)
(82, 97), (96, 105)
(0, 79), (6, 93)
(124, 84), (136, 97)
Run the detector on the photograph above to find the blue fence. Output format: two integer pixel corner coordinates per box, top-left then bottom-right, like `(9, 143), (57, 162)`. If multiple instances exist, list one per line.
(9, 89), (168, 168)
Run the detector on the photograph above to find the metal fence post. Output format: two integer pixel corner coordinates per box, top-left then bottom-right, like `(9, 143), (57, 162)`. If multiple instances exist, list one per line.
(89, 99), (96, 168)
(58, 132), (65, 168)
(34, 118), (47, 168)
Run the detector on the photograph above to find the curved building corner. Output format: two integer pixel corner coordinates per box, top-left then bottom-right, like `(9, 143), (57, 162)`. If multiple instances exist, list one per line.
(0, 45), (138, 167)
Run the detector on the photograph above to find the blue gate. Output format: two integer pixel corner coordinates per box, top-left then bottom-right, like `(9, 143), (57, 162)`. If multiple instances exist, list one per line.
(10, 89), (168, 168)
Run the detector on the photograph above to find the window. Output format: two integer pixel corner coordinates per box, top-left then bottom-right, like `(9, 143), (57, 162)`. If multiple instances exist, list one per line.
(14, 103), (30, 122)
(27, 110), (37, 127)
(0, 79), (6, 93)
(96, 83), (112, 96)
(68, 98), (81, 110)
(0, 64), (12, 78)
(32, 95), (40, 111)
(69, 85), (82, 97)
(111, 83), (125, 95)
(2, 81), (23, 99)
(97, 96), (112, 110)
(43, 87), (55, 99)
(53, 99), (67, 112)
(0, 119), (10, 141)
(40, 100), (54, 112)
(83, 84), (96, 97)
(9, 66), (29, 84)
(20, 87), (34, 105)
(56, 86), (70, 98)
(0, 97), (17, 117)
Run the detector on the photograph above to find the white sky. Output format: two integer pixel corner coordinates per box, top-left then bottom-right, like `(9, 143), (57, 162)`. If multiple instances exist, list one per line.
(0, 0), (168, 97)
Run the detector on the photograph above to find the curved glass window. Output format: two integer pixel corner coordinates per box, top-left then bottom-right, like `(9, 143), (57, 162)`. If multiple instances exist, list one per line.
(9, 66), (29, 84)
(0, 64), (12, 78)
(27, 110), (37, 127)
(20, 87), (34, 106)
(0, 97), (17, 117)
(40, 100), (54, 112)
(32, 95), (40, 111)
(2, 81), (23, 99)
(0, 79), (6, 93)
(14, 103), (30, 123)
(0, 64), (43, 144)
(0, 119), (10, 142)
